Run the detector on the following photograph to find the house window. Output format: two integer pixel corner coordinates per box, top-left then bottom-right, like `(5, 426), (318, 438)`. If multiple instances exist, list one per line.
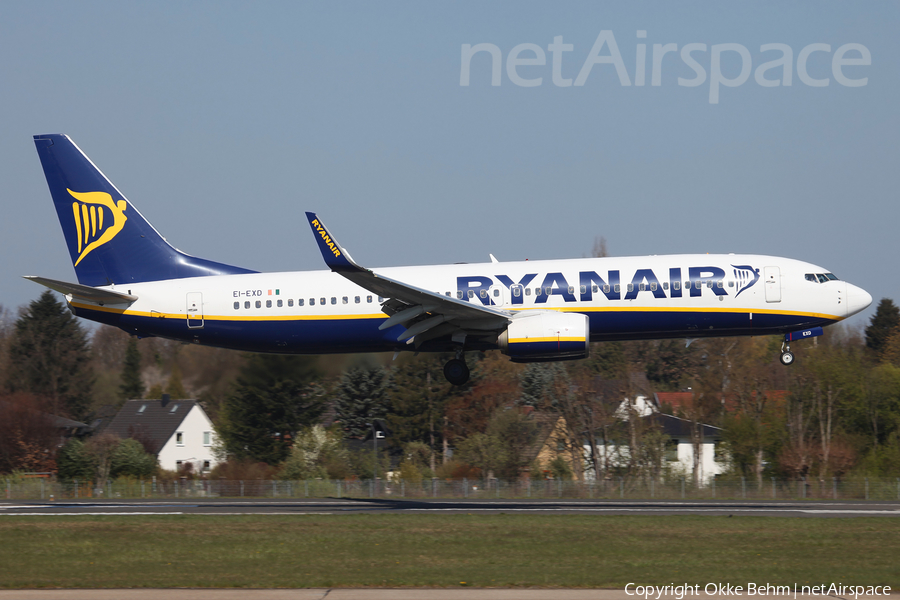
(170, 404), (179, 413)
(202, 460), (211, 472)
(203, 431), (211, 446)
(714, 440), (727, 463)
(176, 431), (184, 446)
(137, 404), (146, 414)
(665, 439), (679, 462)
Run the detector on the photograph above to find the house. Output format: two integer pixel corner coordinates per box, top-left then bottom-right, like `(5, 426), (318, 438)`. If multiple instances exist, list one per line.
(589, 392), (726, 484)
(104, 394), (219, 474)
(524, 409), (578, 479)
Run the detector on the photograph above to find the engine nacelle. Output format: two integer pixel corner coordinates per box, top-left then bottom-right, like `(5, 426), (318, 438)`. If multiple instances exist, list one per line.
(498, 311), (590, 363)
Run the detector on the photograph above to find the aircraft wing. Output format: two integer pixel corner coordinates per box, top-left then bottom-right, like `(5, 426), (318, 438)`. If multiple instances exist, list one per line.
(24, 276), (138, 305)
(306, 212), (511, 347)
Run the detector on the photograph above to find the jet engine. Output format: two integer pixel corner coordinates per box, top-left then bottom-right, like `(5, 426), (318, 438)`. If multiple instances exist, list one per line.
(498, 311), (590, 362)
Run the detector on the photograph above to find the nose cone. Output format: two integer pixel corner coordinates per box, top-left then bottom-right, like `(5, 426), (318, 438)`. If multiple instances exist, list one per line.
(846, 283), (873, 318)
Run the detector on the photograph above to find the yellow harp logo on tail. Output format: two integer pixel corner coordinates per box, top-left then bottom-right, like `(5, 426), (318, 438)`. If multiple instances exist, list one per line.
(68, 189), (128, 266)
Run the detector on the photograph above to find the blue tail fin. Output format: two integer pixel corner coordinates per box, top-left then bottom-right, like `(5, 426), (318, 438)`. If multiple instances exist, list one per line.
(34, 134), (256, 287)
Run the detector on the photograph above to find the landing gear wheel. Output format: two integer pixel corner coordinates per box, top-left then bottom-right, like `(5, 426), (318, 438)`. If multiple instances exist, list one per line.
(444, 358), (470, 386)
(780, 351), (795, 366)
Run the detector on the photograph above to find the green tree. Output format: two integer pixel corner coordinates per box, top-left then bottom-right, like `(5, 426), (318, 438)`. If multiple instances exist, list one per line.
(217, 355), (323, 465)
(119, 337), (145, 401)
(456, 432), (505, 478)
(6, 291), (94, 420)
(387, 354), (469, 468)
(110, 438), (157, 478)
(865, 298), (900, 358)
(486, 408), (539, 479)
(279, 425), (350, 480)
(520, 362), (566, 407)
(334, 366), (389, 439)
(165, 364), (187, 398)
(56, 438), (96, 481)
(456, 408), (538, 480)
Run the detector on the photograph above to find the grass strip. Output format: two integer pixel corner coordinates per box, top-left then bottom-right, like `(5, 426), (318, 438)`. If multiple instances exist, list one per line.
(0, 514), (896, 588)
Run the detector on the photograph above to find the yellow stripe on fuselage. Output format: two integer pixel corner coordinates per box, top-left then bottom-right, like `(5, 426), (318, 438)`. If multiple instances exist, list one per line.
(69, 301), (842, 325)
(508, 336), (586, 344)
(70, 301), (387, 321)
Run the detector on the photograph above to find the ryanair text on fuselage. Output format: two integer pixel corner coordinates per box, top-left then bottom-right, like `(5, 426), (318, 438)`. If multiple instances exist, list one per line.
(458, 265), (760, 305)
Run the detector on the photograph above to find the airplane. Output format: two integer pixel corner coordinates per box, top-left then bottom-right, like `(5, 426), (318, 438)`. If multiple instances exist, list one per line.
(28, 134), (873, 386)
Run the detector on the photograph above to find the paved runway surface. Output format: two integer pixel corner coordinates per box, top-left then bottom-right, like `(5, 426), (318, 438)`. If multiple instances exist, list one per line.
(1, 591), (896, 600)
(2, 498), (899, 516)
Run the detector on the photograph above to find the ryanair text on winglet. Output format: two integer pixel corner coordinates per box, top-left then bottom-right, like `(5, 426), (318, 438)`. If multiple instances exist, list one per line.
(311, 218), (342, 258)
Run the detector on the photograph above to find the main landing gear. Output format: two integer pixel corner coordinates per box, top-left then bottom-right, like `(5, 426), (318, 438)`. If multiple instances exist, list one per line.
(443, 351), (470, 386)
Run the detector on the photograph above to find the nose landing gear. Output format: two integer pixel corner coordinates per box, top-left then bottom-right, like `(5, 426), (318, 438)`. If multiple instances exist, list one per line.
(779, 326), (824, 366)
(779, 342), (795, 366)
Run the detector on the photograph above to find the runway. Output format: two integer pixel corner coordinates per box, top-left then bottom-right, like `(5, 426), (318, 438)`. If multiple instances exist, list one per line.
(0, 590), (897, 600)
(2, 498), (899, 517)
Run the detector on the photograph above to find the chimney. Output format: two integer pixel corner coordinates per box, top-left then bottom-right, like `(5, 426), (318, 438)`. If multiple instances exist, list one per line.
(161, 393), (170, 407)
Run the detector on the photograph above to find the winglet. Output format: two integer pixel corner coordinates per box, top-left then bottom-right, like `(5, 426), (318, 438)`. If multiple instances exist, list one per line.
(305, 212), (364, 273)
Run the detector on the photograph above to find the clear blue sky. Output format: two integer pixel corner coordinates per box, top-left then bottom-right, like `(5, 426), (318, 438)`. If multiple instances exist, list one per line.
(1, 2), (896, 331)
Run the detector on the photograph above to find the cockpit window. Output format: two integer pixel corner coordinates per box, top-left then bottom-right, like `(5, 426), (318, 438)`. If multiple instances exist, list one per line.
(806, 272), (841, 283)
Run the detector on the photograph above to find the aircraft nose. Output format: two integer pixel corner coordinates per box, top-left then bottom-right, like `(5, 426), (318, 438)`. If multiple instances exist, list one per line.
(846, 283), (873, 317)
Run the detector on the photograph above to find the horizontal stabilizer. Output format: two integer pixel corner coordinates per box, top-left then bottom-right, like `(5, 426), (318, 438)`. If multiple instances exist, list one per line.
(24, 276), (137, 305)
